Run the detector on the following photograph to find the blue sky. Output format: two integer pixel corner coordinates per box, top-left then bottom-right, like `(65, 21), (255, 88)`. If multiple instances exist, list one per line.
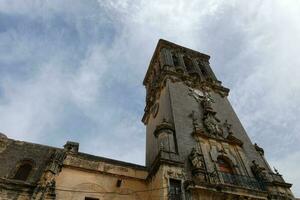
(0, 0), (299, 196)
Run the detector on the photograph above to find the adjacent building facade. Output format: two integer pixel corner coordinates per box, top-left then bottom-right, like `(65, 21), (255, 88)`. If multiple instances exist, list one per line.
(0, 39), (295, 199)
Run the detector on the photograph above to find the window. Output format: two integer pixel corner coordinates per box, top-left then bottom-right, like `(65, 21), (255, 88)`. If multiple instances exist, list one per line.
(217, 157), (234, 173)
(169, 179), (182, 200)
(85, 197), (99, 200)
(13, 163), (32, 181)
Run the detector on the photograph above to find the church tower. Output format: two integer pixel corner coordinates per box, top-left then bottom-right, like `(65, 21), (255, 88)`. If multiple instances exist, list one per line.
(142, 39), (294, 199)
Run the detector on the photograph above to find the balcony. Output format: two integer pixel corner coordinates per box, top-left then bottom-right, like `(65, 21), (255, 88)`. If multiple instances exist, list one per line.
(217, 171), (265, 191)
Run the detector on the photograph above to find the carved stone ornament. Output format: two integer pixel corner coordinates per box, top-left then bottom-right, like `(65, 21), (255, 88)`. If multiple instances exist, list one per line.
(251, 160), (267, 181)
(189, 148), (206, 170)
(32, 150), (67, 199)
(189, 89), (223, 137)
(189, 148), (207, 182)
(46, 150), (67, 174)
(165, 167), (186, 180)
(203, 113), (223, 137)
(188, 87), (204, 102)
(190, 105), (243, 146)
(201, 93), (215, 114)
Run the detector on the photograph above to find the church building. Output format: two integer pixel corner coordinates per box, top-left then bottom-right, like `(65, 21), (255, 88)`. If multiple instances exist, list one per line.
(0, 39), (295, 199)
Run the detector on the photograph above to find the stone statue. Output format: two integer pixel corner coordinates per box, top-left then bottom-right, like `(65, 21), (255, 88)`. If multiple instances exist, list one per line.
(251, 160), (267, 181)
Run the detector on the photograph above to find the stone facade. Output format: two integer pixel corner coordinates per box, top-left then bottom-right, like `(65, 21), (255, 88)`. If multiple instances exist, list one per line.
(0, 39), (295, 200)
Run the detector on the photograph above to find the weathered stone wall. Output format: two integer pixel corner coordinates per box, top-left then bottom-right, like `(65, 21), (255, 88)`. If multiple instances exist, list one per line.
(145, 84), (174, 167)
(56, 153), (156, 200)
(0, 138), (56, 182)
(0, 136), (57, 200)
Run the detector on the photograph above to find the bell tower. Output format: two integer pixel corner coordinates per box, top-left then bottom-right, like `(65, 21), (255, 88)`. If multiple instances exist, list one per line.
(142, 39), (294, 199)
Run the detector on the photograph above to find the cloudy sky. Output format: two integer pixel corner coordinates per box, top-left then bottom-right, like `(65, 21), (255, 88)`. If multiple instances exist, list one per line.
(0, 0), (299, 196)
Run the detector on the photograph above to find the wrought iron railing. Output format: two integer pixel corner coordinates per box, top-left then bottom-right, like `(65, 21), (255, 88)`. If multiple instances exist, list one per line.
(217, 171), (265, 191)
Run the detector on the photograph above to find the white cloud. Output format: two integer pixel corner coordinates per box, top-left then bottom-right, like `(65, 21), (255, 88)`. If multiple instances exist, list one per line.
(0, 0), (299, 196)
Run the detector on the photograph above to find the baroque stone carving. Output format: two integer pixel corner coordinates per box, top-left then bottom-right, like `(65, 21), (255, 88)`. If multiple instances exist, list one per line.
(189, 90), (244, 147)
(189, 148), (207, 182)
(203, 114), (223, 137)
(31, 150), (66, 200)
(251, 160), (267, 181)
(201, 93), (224, 137)
(201, 93), (215, 113)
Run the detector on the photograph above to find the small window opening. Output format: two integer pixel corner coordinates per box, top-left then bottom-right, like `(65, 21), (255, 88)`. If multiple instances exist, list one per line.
(85, 197), (99, 200)
(217, 157), (234, 174)
(13, 163), (32, 181)
(169, 179), (182, 200)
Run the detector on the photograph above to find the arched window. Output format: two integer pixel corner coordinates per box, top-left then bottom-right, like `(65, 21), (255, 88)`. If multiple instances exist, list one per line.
(13, 162), (33, 181)
(217, 157), (234, 174)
